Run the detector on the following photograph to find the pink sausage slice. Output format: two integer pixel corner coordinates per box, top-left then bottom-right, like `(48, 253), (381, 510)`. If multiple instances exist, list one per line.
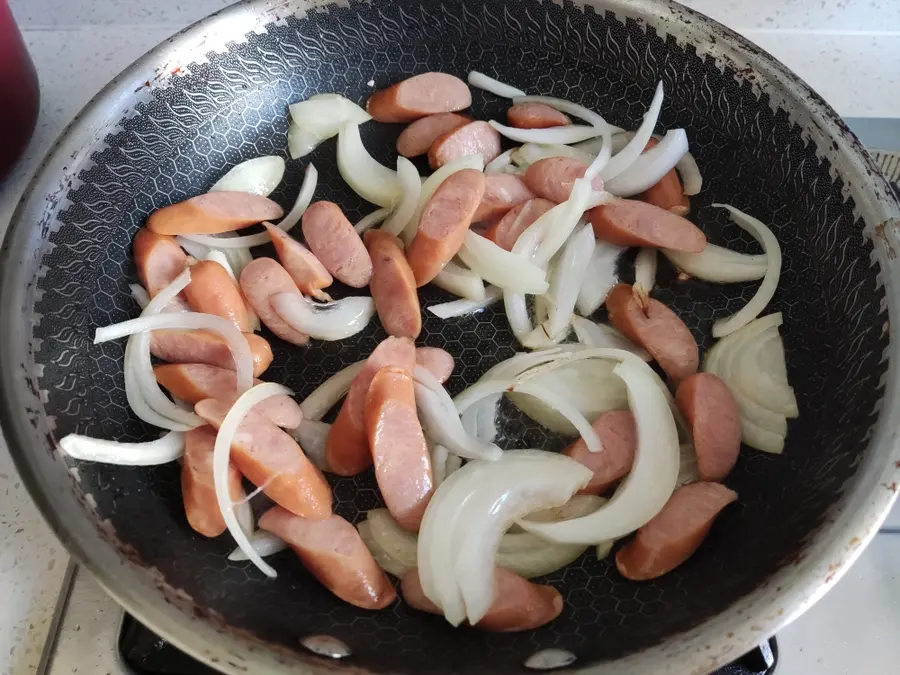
(147, 192), (284, 236)
(364, 230), (422, 339)
(264, 223), (333, 301)
(415, 346), (454, 384)
(301, 201), (373, 288)
(407, 169), (486, 286)
(150, 330), (273, 377)
(259, 506), (396, 609)
(183, 260), (251, 332)
(472, 174), (536, 223)
(523, 156), (604, 204)
(397, 112), (472, 158)
(367, 73), (472, 123)
(564, 410), (637, 495)
(133, 228), (188, 297)
(483, 198), (555, 251)
(428, 121), (502, 170)
(676, 373), (742, 482)
(588, 199), (706, 252)
(239, 257), (309, 346)
(616, 482), (738, 580)
(182, 426), (245, 538)
(635, 138), (690, 216)
(507, 102), (571, 129)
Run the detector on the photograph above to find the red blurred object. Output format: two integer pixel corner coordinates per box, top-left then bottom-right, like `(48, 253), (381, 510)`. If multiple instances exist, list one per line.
(0, 0), (39, 181)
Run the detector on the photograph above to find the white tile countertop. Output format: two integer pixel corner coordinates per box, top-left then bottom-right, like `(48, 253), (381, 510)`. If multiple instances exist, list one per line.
(0, 1), (898, 674)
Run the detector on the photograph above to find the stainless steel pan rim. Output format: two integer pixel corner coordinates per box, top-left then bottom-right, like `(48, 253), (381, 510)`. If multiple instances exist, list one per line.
(1, 1), (899, 673)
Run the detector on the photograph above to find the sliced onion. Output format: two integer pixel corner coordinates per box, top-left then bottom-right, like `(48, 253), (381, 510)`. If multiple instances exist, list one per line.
(59, 431), (184, 465)
(413, 366), (502, 461)
(511, 381), (603, 452)
(354, 207), (391, 234)
(129, 284), (150, 310)
(511, 95), (609, 128)
(519, 360), (679, 544)
(534, 180), (592, 266)
(454, 349), (568, 414)
(289, 419), (331, 471)
(678, 443), (700, 487)
(357, 520), (412, 579)
(599, 82), (664, 182)
(228, 531), (288, 561)
(634, 248), (658, 293)
(604, 129), (688, 197)
(711, 204), (782, 337)
(213, 383), (293, 577)
(543, 222), (596, 339)
(488, 120), (602, 145)
(430, 442), (450, 486)
(209, 156), (285, 196)
(458, 231), (548, 294)
(663, 244), (767, 283)
(571, 316), (650, 360)
(175, 236), (209, 259)
(288, 122), (322, 160)
(222, 242), (254, 279)
(676, 151), (703, 195)
(290, 93), (371, 138)
(575, 242), (626, 316)
(337, 122), (400, 207)
(511, 143), (594, 168)
(271, 293), (374, 341)
(484, 148), (516, 174)
(367, 508), (418, 569)
(431, 260), (486, 301)
(460, 393), (500, 443)
(503, 209), (549, 345)
(428, 286), (502, 319)
(381, 157), (421, 236)
(467, 71), (525, 98)
(235, 500), (254, 538)
(404, 155), (486, 245)
(584, 122), (613, 181)
(298, 361), (364, 421)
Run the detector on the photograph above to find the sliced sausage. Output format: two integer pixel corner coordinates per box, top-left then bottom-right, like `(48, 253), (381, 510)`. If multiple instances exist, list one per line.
(407, 169), (486, 286)
(325, 337), (416, 476)
(365, 367), (433, 532)
(301, 201), (373, 288)
(428, 121), (502, 170)
(507, 102), (571, 129)
(605, 284), (698, 384)
(264, 223), (333, 300)
(154, 363), (302, 429)
(182, 426), (245, 538)
(259, 507), (396, 609)
(239, 258), (309, 346)
(146, 192), (284, 236)
(635, 138), (689, 216)
(401, 567), (563, 631)
(675, 373), (741, 482)
(415, 346), (454, 384)
(367, 73), (471, 123)
(183, 260), (251, 332)
(133, 228), (188, 297)
(397, 113), (472, 158)
(564, 410), (637, 495)
(615, 482), (738, 580)
(588, 199), (706, 252)
(472, 174), (536, 223)
(523, 156), (605, 204)
(364, 230), (421, 339)
(195, 399), (331, 519)
(483, 198), (555, 251)
(150, 330), (273, 377)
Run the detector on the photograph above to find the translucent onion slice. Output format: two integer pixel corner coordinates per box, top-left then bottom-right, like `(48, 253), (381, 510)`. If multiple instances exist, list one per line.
(289, 93), (371, 138)
(129, 283), (150, 310)
(711, 204), (782, 337)
(381, 157), (421, 236)
(460, 393), (500, 443)
(488, 120), (602, 145)
(676, 151), (703, 195)
(454, 349), (567, 414)
(583, 123), (613, 181)
(298, 361), (364, 421)
(228, 530), (288, 561)
(357, 520), (411, 578)
(209, 156), (285, 196)
(604, 129), (688, 197)
(367, 508), (419, 569)
(354, 207), (391, 234)
(484, 148), (517, 174)
(213, 383), (293, 577)
(634, 248), (658, 293)
(570, 316), (650, 360)
(458, 231), (549, 294)
(289, 419), (331, 471)
(288, 122), (322, 160)
(533, 180), (592, 266)
(428, 286), (502, 319)
(575, 242), (626, 316)
(511, 143), (594, 168)
(467, 71), (525, 98)
(504, 221), (545, 344)
(59, 431), (185, 465)
(518, 360), (679, 544)
(544, 222), (596, 338)
(599, 82), (664, 182)
(337, 122), (400, 207)
(663, 244), (767, 283)
(271, 293), (374, 341)
(511, 381), (603, 452)
(235, 500), (254, 538)
(404, 155), (485, 245)
(431, 260), (486, 301)
(430, 442), (450, 486)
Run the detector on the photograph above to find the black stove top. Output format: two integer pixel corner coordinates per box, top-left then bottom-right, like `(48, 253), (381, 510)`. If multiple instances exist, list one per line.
(119, 615), (778, 675)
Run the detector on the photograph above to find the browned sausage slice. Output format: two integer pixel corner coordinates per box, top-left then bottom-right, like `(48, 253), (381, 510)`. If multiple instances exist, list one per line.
(415, 347), (454, 384)
(507, 102), (571, 129)
(154, 363), (303, 428)
(523, 156), (605, 204)
(407, 169), (486, 286)
(133, 228), (188, 297)
(401, 567), (563, 631)
(365, 367), (433, 532)
(150, 330), (273, 377)
(182, 426), (245, 537)
(301, 201), (373, 288)
(367, 73), (472, 123)
(472, 174), (536, 223)
(564, 410), (637, 495)
(675, 373), (741, 482)
(397, 113), (472, 158)
(483, 198), (555, 251)
(615, 482), (737, 580)
(588, 199), (706, 252)
(606, 284), (699, 384)
(239, 258), (309, 346)
(428, 121), (502, 169)
(635, 138), (690, 215)
(147, 192), (284, 235)
(259, 506), (396, 609)
(195, 399), (332, 519)
(364, 230), (421, 339)
(264, 223), (333, 300)
(183, 260), (251, 332)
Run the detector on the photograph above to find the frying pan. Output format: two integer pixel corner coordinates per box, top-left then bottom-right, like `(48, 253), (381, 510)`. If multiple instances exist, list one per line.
(2, 1), (900, 673)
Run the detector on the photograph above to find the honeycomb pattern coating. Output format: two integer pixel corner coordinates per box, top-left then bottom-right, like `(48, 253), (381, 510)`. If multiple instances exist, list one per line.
(28, 1), (888, 673)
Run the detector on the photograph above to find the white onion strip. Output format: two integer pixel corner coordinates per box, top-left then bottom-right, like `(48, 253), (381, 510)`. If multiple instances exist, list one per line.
(289, 419), (331, 472)
(228, 531), (288, 561)
(381, 157), (421, 236)
(534, 180), (593, 266)
(432, 260), (486, 301)
(604, 129), (688, 197)
(298, 361), (364, 422)
(404, 155), (485, 245)
(458, 231), (549, 294)
(511, 143), (594, 168)
(571, 316), (650, 360)
(209, 156), (285, 197)
(711, 204), (782, 337)
(484, 148), (516, 174)
(337, 122), (400, 207)
(354, 207), (391, 234)
(599, 82), (663, 182)
(575, 242), (625, 317)
(663, 245), (767, 283)
(677, 151), (703, 195)
(634, 248), (658, 293)
(272, 293), (374, 341)
(59, 431), (185, 465)
(467, 71), (525, 98)
(511, 381), (603, 452)
(428, 286), (502, 319)
(129, 284), (150, 310)
(489, 120), (602, 146)
(544, 222), (596, 339)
